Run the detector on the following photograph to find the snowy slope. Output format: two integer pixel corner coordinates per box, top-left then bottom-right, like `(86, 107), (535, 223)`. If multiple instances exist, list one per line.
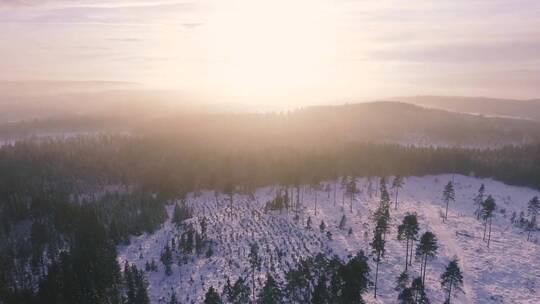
(118, 174), (540, 304)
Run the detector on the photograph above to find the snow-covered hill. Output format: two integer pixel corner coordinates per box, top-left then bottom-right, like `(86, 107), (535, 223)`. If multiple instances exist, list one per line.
(118, 175), (539, 303)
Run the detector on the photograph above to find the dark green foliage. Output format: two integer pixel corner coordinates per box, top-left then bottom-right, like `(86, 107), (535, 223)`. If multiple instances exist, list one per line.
(285, 252), (370, 304)
(416, 231), (438, 286)
(443, 181), (455, 221)
(473, 184), (485, 220)
(441, 258), (464, 304)
(264, 191), (290, 212)
(257, 274), (283, 304)
(311, 275), (329, 304)
(172, 203), (193, 226)
(319, 220), (326, 233)
(227, 277), (251, 304)
(160, 244), (173, 276)
(248, 243), (262, 302)
(3, 134), (540, 301)
(528, 196), (540, 218)
(397, 213), (419, 271)
(481, 195), (496, 246)
(395, 271), (409, 292)
(204, 286), (223, 304)
(339, 251), (370, 303)
(339, 214), (347, 230)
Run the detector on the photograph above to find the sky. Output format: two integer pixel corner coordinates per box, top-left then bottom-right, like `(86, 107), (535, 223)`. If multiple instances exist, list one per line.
(1, 0), (539, 106)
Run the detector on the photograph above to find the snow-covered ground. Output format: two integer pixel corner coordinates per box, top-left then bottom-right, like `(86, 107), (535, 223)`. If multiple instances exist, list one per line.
(118, 174), (540, 304)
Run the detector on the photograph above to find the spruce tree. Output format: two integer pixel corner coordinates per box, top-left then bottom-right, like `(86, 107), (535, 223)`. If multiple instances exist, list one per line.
(481, 195), (496, 247)
(311, 274), (329, 304)
(319, 220), (326, 233)
(339, 251), (370, 303)
(395, 271), (409, 292)
(440, 258), (464, 304)
(339, 214), (347, 230)
(473, 184), (485, 220)
(370, 230), (385, 299)
(257, 274), (283, 304)
(379, 177), (391, 209)
(160, 244), (173, 276)
(204, 286), (223, 304)
(248, 243), (262, 302)
(168, 290), (178, 304)
(525, 216), (536, 241)
(230, 277), (251, 304)
(527, 196), (539, 219)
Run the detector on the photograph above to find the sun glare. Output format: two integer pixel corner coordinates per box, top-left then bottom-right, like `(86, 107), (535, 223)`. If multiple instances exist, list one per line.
(202, 0), (337, 101)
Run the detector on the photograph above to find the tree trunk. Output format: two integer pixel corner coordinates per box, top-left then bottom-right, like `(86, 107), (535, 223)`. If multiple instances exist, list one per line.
(487, 217), (492, 248)
(447, 277), (453, 304)
(395, 188), (399, 210)
(252, 269), (256, 303)
(315, 191), (318, 216)
(482, 219), (487, 241)
(374, 255), (380, 298)
(350, 191), (353, 213)
(333, 182), (337, 206)
(342, 188), (345, 208)
(422, 254), (428, 287)
(405, 238), (409, 271)
(409, 240), (414, 266)
(445, 200), (449, 222)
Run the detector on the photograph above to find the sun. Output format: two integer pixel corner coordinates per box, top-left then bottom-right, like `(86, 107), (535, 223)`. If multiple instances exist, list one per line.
(202, 0), (338, 101)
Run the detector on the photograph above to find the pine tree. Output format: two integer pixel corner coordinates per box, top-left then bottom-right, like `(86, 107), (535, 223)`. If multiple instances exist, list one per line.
(442, 181), (455, 222)
(391, 175), (404, 210)
(416, 231), (438, 287)
(248, 243), (262, 302)
(473, 184), (485, 220)
(347, 177), (359, 213)
(440, 258), (464, 304)
(311, 274), (329, 304)
(370, 230), (385, 298)
(397, 213), (419, 271)
(257, 274), (283, 304)
(326, 231), (332, 240)
(397, 287), (415, 304)
(481, 195), (496, 247)
(528, 196), (539, 219)
(339, 214), (347, 230)
(526, 216), (536, 241)
(160, 244), (173, 276)
(204, 286), (223, 304)
(395, 271), (409, 292)
(339, 251), (370, 303)
(411, 277), (429, 303)
(319, 220), (326, 233)
(379, 177), (391, 209)
(230, 277), (251, 304)
(168, 290), (178, 304)
(223, 277), (233, 301)
(306, 216), (312, 230)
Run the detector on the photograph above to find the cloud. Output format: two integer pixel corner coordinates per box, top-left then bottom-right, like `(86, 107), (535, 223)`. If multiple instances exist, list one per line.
(369, 40), (540, 63)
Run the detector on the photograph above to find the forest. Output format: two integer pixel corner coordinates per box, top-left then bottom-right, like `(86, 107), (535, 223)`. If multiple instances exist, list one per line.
(1, 134), (539, 303)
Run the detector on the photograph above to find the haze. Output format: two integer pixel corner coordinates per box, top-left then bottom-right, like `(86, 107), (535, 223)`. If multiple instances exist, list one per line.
(1, 0), (540, 108)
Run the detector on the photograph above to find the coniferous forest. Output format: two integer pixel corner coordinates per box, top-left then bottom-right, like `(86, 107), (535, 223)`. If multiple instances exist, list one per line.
(1, 133), (540, 303)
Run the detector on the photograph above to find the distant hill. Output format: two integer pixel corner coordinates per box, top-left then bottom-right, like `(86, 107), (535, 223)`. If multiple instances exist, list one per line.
(3, 101), (540, 148)
(394, 96), (540, 121)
